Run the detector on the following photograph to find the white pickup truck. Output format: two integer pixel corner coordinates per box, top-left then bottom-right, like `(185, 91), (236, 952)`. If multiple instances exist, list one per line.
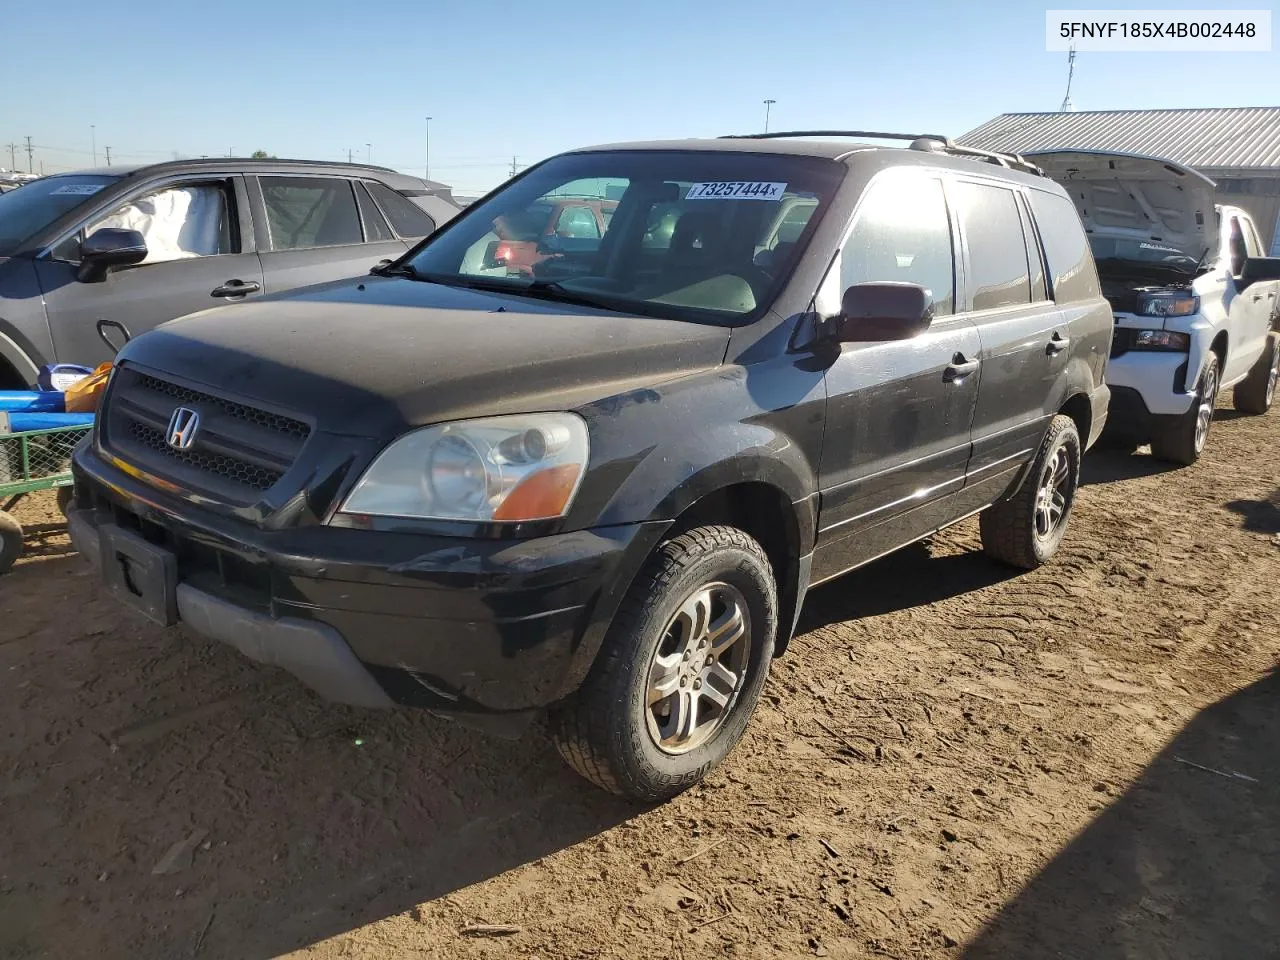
(1032, 150), (1280, 464)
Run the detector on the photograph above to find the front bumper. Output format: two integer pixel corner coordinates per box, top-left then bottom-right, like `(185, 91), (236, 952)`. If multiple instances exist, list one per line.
(1106, 350), (1193, 418)
(68, 444), (668, 733)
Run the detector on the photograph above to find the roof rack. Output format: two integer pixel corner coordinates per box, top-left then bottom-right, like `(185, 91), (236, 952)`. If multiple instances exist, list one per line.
(126, 156), (402, 176)
(718, 130), (1044, 176)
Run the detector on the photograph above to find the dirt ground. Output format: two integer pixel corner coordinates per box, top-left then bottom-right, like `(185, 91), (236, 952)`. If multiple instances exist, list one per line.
(2, 398), (1277, 960)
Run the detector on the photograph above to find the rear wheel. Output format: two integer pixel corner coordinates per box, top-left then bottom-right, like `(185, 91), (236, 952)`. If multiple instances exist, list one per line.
(549, 525), (777, 802)
(56, 485), (75, 518)
(0, 511), (23, 574)
(1233, 333), (1278, 415)
(1151, 354), (1219, 466)
(980, 414), (1081, 570)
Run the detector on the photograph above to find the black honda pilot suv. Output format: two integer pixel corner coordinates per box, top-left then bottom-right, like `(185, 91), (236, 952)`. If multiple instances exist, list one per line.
(68, 132), (1112, 802)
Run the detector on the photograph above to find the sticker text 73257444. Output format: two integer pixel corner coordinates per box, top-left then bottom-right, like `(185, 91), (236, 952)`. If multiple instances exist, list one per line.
(685, 181), (787, 201)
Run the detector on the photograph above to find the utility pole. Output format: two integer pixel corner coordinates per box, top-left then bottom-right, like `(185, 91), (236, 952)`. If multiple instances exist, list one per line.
(1060, 45), (1077, 112)
(348, 148), (353, 163)
(366, 143), (371, 164)
(25, 136), (33, 173)
(104, 146), (112, 166)
(763, 99), (776, 133)
(510, 156), (518, 178)
(424, 116), (432, 180)
(91, 124), (97, 166)
(5, 143), (17, 170)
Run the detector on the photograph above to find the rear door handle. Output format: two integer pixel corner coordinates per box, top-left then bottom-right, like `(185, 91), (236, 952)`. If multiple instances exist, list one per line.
(211, 279), (262, 299)
(943, 355), (980, 382)
(1046, 332), (1070, 355)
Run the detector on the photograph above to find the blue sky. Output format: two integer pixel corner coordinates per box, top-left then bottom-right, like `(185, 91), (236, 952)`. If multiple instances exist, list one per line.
(3, 0), (1276, 193)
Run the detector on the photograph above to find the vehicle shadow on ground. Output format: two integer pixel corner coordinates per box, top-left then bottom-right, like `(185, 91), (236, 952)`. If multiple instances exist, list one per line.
(1080, 448), (1176, 486)
(796, 540), (1018, 630)
(14, 522), (76, 561)
(963, 665), (1280, 960)
(1224, 487), (1280, 534)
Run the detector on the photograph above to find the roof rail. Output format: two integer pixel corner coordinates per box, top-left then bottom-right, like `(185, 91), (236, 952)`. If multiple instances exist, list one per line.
(719, 130), (951, 143)
(132, 156), (403, 176)
(718, 130), (1044, 176)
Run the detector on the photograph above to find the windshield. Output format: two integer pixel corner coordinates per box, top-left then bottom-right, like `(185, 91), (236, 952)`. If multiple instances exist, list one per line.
(405, 150), (845, 324)
(0, 175), (117, 256)
(1088, 235), (1201, 271)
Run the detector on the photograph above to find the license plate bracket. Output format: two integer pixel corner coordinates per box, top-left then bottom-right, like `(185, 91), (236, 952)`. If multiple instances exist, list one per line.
(99, 523), (178, 626)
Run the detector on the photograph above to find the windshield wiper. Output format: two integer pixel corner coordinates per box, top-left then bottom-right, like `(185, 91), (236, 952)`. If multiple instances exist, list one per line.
(370, 261), (418, 278)
(518, 279), (629, 313)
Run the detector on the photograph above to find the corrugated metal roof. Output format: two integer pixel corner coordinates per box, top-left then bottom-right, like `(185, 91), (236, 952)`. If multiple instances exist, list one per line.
(959, 108), (1280, 170)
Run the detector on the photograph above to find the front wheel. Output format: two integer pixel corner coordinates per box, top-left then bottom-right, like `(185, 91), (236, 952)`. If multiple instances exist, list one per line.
(980, 414), (1081, 570)
(1151, 354), (1219, 465)
(0, 511), (24, 574)
(549, 525), (777, 803)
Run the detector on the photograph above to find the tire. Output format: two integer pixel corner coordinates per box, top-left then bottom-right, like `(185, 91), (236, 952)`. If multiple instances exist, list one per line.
(56, 484), (75, 518)
(980, 414), (1081, 570)
(1233, 333), (1278, 416)
(0, 511), (23, 574)
(1151, 353), (1219, 465)
(549, 525), (778, 803)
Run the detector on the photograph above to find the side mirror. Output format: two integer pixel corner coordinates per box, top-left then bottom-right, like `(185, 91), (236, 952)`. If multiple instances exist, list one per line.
(835, 282), (934, 342)
(482, 239), (507, 269)
(1241, 256), (1280, 283)
(77, 228), (147, 283)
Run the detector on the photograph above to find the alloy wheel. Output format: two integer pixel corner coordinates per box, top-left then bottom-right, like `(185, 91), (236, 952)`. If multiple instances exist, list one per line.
(644, 582), (750, 755)
(1034, 444), (1071, 541)
(1195, 363), (1218, 454)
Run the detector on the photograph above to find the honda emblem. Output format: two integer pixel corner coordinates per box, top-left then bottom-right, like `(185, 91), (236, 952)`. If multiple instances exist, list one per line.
(166, 407), (201, 451)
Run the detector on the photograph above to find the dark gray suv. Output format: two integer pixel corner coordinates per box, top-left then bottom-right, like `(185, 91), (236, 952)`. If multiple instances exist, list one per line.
(68, 132), (1112, 801)
(0, 159), (460, 384)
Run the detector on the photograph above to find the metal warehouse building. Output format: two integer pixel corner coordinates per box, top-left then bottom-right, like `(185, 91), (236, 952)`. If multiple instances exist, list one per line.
(960, 107), (1280, 255)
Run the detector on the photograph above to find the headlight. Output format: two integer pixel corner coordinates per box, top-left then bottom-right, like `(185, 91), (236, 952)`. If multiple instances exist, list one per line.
(339, 413), (589, 522)
(1132, 329), (1191, 352)
(1138, 292), (1199, 317)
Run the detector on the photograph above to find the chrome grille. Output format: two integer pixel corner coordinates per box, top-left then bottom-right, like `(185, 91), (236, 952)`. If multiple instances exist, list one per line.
(103, 367), (311, 503)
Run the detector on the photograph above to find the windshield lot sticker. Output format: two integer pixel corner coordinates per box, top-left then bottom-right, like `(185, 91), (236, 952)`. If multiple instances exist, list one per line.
(50, 184), (106, 196)
(686, 181), (787, 201)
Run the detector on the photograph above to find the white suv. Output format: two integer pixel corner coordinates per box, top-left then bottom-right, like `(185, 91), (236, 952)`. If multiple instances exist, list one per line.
(1033, 150), (1280, 464)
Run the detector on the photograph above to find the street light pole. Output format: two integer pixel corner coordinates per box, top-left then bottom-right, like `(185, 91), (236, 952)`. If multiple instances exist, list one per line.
(424, 116), (432, 180)
(763, 99), (776, 134)
(366, 143), (372, 164)
(91, 124), (97, 166)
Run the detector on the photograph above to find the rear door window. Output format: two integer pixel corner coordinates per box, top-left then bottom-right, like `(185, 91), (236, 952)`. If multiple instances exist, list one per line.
(953, 180), (1031, 310)
(260, 177), (362, 250)
(366, 181), (437, 239)
(1026, 189), (1100, 303)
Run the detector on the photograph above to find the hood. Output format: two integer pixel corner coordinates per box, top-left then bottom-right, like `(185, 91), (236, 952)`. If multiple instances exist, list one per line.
(115, 276), (730, 438)
(1028, 150), (1217, 267)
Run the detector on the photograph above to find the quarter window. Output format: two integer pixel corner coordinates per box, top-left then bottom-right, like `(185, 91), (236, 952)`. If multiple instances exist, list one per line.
(260, 177), (362, 250)
(839, 174), (955, 317)
(366, 181), (436, 239)
(954, 181), (1031, 310)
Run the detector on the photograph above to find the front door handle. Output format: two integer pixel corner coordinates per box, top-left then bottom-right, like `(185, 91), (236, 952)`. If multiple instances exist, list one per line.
(1046, 332), (1070, 355)
(211, 279), (262, 299)
(943, 354), (980, 382)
